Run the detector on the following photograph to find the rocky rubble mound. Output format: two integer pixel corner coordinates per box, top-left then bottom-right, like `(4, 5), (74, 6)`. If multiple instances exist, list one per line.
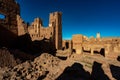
(35, 53), (63, 80)
(1, 61), (47, 80)
(0, 53), (120, 80)
(0, 53), (61, 80)
(0, 48), (17, 68)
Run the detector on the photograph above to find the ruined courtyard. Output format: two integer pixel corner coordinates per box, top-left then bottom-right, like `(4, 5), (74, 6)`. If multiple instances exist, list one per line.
(0, 0), (120, 80)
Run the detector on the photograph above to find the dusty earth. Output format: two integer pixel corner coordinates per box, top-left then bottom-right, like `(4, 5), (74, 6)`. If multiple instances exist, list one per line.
(0, 49), (120, 80)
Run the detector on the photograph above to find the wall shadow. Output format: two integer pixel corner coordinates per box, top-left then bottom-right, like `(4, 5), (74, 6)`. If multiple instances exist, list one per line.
(94, 50), (99, 54)
(0, 24), (56, 56)
(93, 48), (105, 57)
(65, 42), (69, 49)
(10, 34), (56, 61)
(0, 28), (56, 63)
(0, 24), (17, 48)
(82, 47), (91, 53)
(72, 49), (76, 53)
(100, 48), (105, 57)
(117, 56), (120, 61)
(0, 23), (57, 65)
(110, 65), (120, 80)
(90, 61), (110, 80)
(83, 50), (91, 53)
(56, 63), (90, 80)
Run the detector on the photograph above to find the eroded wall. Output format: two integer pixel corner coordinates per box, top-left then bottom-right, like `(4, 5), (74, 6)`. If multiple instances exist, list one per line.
(0, 0), (20, 35)
(63, 34), (120, 59)
(28, 12), (62, 50)
(62, 40), (72, 50)
(28, 18), (53, 41)
(72, 34), (83, 54)
(17, 15), (28, 36)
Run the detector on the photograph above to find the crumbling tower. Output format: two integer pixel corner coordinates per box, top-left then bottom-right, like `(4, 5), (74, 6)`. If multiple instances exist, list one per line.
(49, 12), (62, 50)
(0, 0), (20, 35)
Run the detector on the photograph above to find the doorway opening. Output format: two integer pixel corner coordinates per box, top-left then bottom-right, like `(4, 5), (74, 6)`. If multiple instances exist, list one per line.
(65, 42), (69, 49)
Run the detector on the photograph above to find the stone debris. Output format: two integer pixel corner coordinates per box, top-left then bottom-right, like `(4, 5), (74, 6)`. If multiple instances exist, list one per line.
(0, 48), (17, 68)
(0, 53), (61, 80)
(0, 53), (119, 80)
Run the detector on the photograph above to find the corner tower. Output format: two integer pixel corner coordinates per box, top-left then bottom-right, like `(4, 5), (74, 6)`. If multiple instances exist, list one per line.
(49, 12), (62, 50)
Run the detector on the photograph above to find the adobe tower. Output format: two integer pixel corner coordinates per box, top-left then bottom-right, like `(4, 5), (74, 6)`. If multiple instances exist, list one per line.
(49, 12), (62, 50)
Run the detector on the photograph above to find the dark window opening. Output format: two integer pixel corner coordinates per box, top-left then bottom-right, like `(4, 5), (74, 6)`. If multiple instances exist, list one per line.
(83, 50), (91, 53)
(82, 47), (91, 53)
(100, 48), (105, 57)
(58, 56), (67, 60)
(62, 47), (65, 50)
(94, 50), (99, 54)
(65, 42), (69, 49)
(72, 49), (76, 53)
(93, 48), (105, 57)
(117, 56), (120, 61)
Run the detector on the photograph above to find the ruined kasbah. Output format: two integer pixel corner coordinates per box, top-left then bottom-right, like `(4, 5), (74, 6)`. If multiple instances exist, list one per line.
(0, 0), (120, 58)
(0, 0), (120, 80)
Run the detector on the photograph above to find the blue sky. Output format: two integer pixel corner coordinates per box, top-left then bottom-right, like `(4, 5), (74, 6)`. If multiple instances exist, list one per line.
(16, 0), (120, 39)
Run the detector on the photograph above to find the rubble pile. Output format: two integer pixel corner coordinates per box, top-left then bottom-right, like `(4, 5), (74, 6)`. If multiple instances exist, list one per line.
(0, 48), (17, 68)
(0, 53), (120, 80)
(0, 53), (61, 80)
